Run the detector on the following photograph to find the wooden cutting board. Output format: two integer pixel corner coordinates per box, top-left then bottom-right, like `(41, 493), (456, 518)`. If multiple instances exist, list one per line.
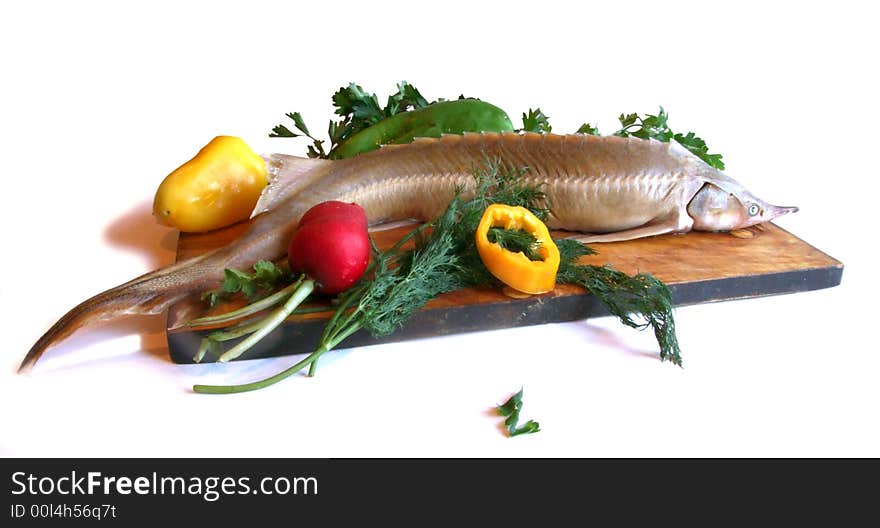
(166, 222), (843, 363)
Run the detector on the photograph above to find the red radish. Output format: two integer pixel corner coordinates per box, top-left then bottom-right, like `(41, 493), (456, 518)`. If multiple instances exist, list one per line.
(288, 202), (370, 294)
(191, 201), (372, 365)
(298, 200), (368, 229)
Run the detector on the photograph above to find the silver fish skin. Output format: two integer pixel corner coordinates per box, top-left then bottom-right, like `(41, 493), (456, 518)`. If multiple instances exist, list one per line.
(20, 132), (796, 371)
(255, 132), (797, 242)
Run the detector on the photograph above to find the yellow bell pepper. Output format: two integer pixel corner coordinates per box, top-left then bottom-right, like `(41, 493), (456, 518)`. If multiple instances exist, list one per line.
(153, 135), (268, 232)
(475, 204), (561, 294)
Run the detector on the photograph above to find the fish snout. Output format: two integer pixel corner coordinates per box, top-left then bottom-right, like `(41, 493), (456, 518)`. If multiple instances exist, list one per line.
(738, 203), (799, 230)
(766, 204), (799, 220)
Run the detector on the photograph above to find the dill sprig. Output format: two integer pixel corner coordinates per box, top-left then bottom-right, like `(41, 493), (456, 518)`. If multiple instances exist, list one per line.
(488, 228), (545, 262)
(555, 239), (681, 365)
(356, 203), (463, 338)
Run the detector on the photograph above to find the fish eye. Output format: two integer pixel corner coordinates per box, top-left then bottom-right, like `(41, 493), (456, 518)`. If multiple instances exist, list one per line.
(747, 204), (760, 216)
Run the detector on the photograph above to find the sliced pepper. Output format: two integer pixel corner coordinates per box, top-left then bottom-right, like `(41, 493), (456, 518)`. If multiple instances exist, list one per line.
(475, 204), (561, 294)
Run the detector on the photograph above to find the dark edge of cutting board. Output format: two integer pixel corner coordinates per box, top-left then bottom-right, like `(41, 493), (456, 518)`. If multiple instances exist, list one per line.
(166, 222), (843, 364)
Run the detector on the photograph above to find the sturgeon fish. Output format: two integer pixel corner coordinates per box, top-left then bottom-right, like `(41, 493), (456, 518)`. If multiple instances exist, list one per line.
(19, 132), (797, 371)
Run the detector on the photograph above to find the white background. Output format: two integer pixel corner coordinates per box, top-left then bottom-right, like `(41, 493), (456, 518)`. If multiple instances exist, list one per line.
(1, 1), (876, 457)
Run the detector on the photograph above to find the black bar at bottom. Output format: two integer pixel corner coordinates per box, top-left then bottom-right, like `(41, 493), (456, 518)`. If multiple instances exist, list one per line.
(1, 458), (873, 524)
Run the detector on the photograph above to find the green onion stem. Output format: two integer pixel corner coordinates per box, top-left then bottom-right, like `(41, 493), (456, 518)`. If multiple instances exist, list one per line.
(186, 276), (305, 329)
(194, 339), (211, 363)
(216, 279), (316, 363)
(290, 305), (336, 316)
(193, 321), (362, 395)
(321, 284), (365, 343)
(207, 315), (272, 342)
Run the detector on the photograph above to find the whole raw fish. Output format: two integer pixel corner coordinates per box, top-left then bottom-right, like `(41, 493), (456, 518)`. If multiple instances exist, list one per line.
(19, 132), (797, 370)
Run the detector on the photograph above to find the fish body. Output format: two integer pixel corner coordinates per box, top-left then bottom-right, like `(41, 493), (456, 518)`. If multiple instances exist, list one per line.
(20, 132), (796, 370)
(256, 132), (796, 242)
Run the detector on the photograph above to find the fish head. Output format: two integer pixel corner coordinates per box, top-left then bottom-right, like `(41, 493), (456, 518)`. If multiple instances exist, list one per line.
(687, 183), (799, 231)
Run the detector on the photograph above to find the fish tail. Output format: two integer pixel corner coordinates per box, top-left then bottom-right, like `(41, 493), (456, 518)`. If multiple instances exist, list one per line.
(19, 251), (224, 372)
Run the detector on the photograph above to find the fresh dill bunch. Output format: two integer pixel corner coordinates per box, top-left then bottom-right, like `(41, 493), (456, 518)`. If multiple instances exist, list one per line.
(358, 203), (464, 337)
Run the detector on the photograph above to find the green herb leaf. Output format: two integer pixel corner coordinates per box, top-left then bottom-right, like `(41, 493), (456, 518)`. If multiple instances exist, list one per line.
(674, 131), (725, 170)
(223, 268), (258, 298)
(554, 238), (597, 261)
(269, 123), (298, 138)
(202, 260), (292, 305)
(617, 112), (639, 129)
(609, 107), (724, 169)
(289, 112), (310, 136)
(576, 122), (600, 135)
(306, 143), (326, 159)
(487, 228), (544, 261)
(252, 260), (285, 286)
(497, 388), (540, 437)
(333, 83), (384, 125)
(270, 111), (329, 159)
(510, 420), (541, 436)
(615, 107), (673, 141)
(497, 387), (524, 417)
(521, 108), (552, 133)
(504, 411), (521, 428)
(385, 81), (430, 115)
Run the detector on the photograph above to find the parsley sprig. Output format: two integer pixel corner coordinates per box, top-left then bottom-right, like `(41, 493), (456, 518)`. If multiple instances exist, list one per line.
(519, 108), (553, 133)
(270, 81), (433, 159)
(200, 260), (293, 308)
(575, 107), (725, 170)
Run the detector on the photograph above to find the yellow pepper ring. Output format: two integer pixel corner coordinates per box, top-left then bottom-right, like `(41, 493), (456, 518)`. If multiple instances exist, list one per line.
(475, 204), (561, 295)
